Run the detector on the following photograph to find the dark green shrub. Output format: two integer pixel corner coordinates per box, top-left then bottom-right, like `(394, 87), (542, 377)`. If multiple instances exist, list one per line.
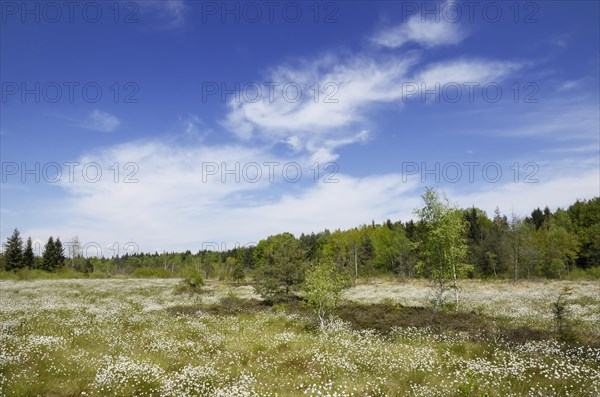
(183, 268), (204, 289)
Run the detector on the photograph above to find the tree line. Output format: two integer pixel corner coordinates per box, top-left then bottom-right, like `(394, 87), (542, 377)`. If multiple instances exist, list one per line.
(2, 234), (69, 272)
(2, 193), (599, 286)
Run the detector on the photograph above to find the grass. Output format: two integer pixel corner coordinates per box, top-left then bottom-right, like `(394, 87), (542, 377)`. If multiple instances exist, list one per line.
(0, 278), (599, 396)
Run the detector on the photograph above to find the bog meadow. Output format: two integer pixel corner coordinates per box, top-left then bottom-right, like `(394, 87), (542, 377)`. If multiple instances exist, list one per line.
(1, 192), (599, 396)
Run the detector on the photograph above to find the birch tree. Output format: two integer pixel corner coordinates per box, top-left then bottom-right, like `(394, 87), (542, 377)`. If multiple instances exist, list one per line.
(414, 188), (469, 312)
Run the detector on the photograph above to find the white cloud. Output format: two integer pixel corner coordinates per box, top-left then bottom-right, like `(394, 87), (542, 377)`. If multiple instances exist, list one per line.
(550, 37), (568, 48)
(224, 54), (417, 139)
(173, 114), (211, 142)
(21, 139), (421, 252)
(20, 137), (598, 253)
(541, 143), (600, 154)
(308, 130), (371, 164)
(498, 100), (599, 141)
(82, 110), (120, 133)
(372, 17), (465, 49)
(138, 0), (186, 29)
(163, 0), (185, 26)
(411, 59), (523, 86)
(223, 54), (520, 163)
(371, 0), (466, 49)
(449, 167), (600, 218)
(557, 80), (582, 92)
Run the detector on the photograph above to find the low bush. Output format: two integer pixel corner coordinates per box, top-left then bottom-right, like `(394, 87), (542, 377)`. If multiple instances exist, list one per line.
(567, 266), (600, 280)
(130, 267), (172, 278)
(0, 270), (19, 280)
(174, 267), (205, 295)
(55, 268), (88, 279)
(88, 270), (109, 279)
(182, 268), (204, 288)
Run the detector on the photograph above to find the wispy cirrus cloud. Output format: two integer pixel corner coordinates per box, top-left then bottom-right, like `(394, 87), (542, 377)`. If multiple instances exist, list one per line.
(171, 113), (212, 143)
(370, 0), (466, 49)
(371, 16), (466, 49)
(223, 54), (418, 141)
(223, 54), (522, 162)
(411, 59), (523, 86)
(222, 54), (417, 160)
(493, 97), (599, 142)
(557, 80), (583, 92)
(138, 0), (187, 29)
(81, 110), (120, 133)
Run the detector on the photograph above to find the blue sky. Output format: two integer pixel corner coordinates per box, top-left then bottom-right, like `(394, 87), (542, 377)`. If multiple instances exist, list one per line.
(1, 0), (599, 255)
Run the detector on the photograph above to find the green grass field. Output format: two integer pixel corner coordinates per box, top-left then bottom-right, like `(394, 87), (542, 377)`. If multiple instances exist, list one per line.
(1, 279), (599, 396)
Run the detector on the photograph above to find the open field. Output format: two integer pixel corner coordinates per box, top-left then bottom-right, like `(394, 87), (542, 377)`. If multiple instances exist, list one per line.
(1, 279), (599, 396)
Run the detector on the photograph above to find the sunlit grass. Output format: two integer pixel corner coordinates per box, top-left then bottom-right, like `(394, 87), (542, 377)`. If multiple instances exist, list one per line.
(1, 279), (598, 396)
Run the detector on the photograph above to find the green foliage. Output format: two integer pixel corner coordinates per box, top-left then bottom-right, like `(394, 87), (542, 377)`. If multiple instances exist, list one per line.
(254, 233), (306, 303)
(16, 268), (58, 280)
(232, 262), (245, 283)
(414, 188), (470, 312)
(88, 270), (110, 279)
(303, 259), (351, 327)
(0, 270), (19, 280)
(552, 287), (576, 341)
(537, 258), (565, 279)
(2, 268), (86, 280)
(131, 267), (172, 278)
(23, 237), (35, 269)
(568, 197), (600, 268)
(41, 236), (66, 272)
(72, 257), (94, 274)
(41, 237), (55, 271)
(371, 223), (415, 277)
(575, 266), (600, 279)
(3, 193), (598, 282)
(3, 228), (23, 271)
(182, 267), (205, 289)
(457, 369), (490, 396)
(55, 267), (87, 279)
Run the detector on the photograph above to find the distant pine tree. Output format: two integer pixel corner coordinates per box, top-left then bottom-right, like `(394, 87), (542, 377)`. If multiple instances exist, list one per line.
(529, 208), (545, 230)
(42, 237), (57, 271)
(54, 238), (66, 268)
(232, 262), (245, 283)
(3, 228), (23, 271)
(23, 237), (35, 269)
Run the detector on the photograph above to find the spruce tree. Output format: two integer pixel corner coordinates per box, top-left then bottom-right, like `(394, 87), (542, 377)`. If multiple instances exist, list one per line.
(54, 238), (66, 268)
(23, 237), (35, 269)
(3, 228), (24, 271)
(232, 262), (245, 283)
(42, 237), (56, 271)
